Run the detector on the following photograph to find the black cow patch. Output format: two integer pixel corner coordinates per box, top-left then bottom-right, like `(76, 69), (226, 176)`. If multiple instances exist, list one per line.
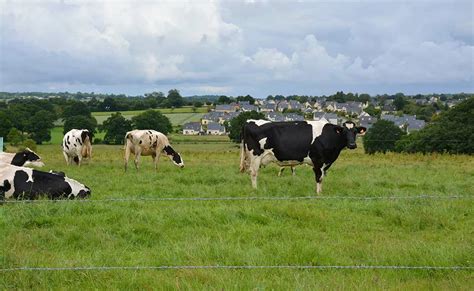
(163, 145), (183, 165)
(12, 170), (73, 199)
(10, 150), (41, 166)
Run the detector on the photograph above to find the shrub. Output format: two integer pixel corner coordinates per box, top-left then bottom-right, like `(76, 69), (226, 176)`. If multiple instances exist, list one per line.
(63, 115), (98, 135)
(99, 112), (132, 145)
(363, 120), (405, 154)
(21, 139), (37, 152)
(228, 111), (266, 143)
(131, 110), (172, 134)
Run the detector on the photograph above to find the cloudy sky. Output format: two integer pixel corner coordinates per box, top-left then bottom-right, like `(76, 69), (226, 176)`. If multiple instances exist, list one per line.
(0, 0), (472, 97)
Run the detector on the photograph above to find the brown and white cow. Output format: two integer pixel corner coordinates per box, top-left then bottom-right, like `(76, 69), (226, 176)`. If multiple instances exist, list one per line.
(124, 130), (184, 171)
(62, 129), (92, 166)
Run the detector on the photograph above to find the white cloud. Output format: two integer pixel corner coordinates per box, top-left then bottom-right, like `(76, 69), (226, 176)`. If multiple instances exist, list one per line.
(0, 0), (472, 96)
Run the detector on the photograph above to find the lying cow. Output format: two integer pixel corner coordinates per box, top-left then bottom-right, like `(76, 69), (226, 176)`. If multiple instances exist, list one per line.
(240, 120), (366, 194)
(124, 129), (184, 171)
(62, 129), (92, 166)
(0, 162), (91, 200)
(0, 148), (45, 167)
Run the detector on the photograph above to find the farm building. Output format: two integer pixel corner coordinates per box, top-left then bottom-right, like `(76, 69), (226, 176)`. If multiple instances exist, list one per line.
(182, 122), (202, 135)
(207, 122), (226, 135)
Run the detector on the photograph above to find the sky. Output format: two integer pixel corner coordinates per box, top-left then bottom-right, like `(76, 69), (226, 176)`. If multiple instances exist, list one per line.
(0, 0), (472, 98)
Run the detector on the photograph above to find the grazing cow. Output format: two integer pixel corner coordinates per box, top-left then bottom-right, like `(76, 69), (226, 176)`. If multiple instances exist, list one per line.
(0, 162), (91, 200)
(0, 148), (45, 167)
(240, 120), (366, 194)
(124, 129), (184, 171)
(62, 129), (92, 166)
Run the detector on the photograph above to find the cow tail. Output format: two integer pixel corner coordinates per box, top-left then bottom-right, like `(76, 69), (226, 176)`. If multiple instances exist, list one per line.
(239, 125), (247, 173)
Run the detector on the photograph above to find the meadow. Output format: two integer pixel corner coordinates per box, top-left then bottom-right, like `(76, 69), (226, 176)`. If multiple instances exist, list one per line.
(1, 137), (473, 289)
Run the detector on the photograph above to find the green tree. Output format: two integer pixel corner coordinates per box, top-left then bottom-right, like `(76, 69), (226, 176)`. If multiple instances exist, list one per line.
(393, 93), (407, 111)
(131, 110), (172, 134)
(363, 120), (405, 154)
(63, 101), (91, 119)
(217, 95), (232, 104)
(363, 105), (381, 117)
(100, 112), (133, 144)
(395, 97), (474, 154)
(228, 111), (265, 143)
(236, 95), (256, 105)
(0, 110), (12, 139)
(167, 89), (184, 108)
(63, 115), (98, 135)
(7, 128), (23, 146)
(27, 110), (56, 144)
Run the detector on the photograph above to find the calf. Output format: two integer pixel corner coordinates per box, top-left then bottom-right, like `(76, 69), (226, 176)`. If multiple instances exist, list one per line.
(62, 129), (92, 166)
(240, 120), (366, 194)
(124, 130), (184, 171)
(0, 162), (91, 200)
(0, 148), (45, 167)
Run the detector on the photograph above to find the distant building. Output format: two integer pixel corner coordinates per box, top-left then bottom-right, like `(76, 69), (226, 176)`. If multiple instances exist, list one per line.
(360, 116), (378, 129)
(284, 113), (305, 121)
(381, 114), (426, 133)
(182, 122), (202, 135)
(265, 112), (285, 122)
(207, 122), (226, 135)
(215, 104), (237, 113)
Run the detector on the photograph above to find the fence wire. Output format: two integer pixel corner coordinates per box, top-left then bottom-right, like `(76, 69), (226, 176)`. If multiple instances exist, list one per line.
(1, 265), (472, 272)
(2, 194), (472, 204)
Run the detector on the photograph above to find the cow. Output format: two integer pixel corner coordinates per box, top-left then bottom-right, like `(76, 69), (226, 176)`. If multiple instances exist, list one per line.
(124, 129), (184, 171)
(0, 162), (91, 200)
(278, 166), (296, 177)
(240, 120), (366, 194)
(62, 129), (92, 166)
(0, 148), (45, 167)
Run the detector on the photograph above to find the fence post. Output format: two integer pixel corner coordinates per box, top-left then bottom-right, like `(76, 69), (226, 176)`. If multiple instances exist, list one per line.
(0, 137), (3, 153)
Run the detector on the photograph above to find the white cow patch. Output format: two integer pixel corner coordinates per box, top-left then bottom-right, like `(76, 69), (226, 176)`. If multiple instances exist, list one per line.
(345, 123), (354, 129)
(248, 119), (271, 126)
(307, 120), (328, 144)
(259, 137), (268, 149)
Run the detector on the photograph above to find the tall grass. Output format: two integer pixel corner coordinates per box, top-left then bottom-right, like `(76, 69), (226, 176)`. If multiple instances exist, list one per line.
(1, 142), (473, 289)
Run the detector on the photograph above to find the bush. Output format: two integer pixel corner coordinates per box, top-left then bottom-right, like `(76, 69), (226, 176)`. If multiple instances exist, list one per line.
(132, 110), (172, 134)
(93, 138), (103, 144)
(63, 115), (98, 135)
(7, 128), (24, 146)
(99, 112), (132, 145)
(228, 111), (266, 143)
(395, 97), (474, 154)
(363, 120), (405, 154)
(21, 139), (37, 152)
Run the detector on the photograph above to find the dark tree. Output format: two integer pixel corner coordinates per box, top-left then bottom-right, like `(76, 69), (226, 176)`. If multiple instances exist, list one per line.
(228, 111), (265, 143)
(167, 89), (184, 108)
(27, 110), (56, 144)
(393, 93), (407, 111)
(363, 120), (405, 154)
(395, 97), (474, 154)
(236, 95), (256, 105)
(63, 115), (98, 135)
(63, 101), (91, 119)
(131, 110), (172, 134)
(217, 95), (233, 104)
(100, 112), (133, 144)
(0, 110), (12, 139)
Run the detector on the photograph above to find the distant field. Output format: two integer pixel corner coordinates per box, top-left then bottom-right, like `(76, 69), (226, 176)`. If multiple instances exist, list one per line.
(91, 107), (207, 126)
(1, 142), (473, 289)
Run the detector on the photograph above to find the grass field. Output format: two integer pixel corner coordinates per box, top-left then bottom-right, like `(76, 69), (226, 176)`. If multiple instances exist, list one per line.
(1, 140), (473, 289)
(91, 107), (207, 126)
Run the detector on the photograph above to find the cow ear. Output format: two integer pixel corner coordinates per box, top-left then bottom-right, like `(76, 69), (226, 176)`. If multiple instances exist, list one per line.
(334, 126), (344, 134)
(356, 127), (367, 135)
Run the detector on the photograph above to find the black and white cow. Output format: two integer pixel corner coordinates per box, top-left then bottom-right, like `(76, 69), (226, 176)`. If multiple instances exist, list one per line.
(0, 162), (91, 200)
(240, 120), (366, 194)
(124, 129), (184, 171)
(0, 148), (45, 167)
(62, 129), (92, 166)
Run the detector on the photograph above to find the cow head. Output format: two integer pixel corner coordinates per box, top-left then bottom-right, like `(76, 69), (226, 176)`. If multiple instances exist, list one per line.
(12, 148), (45, 167)
(64, 176), (91, 199)
(335, 121), (367, 149)
(163, 145), (184, 168)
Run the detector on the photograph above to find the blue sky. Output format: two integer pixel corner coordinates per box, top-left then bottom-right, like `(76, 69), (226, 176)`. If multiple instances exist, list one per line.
(0, 0), (472, 97)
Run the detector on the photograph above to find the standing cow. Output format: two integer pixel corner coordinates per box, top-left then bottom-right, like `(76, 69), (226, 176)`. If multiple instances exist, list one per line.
(62, 129), (92, 166)
(0, 148), (45, 167)
(124, 130), (184, 171)
(0, 162), (91, 200)
(240, 120), (366, 194)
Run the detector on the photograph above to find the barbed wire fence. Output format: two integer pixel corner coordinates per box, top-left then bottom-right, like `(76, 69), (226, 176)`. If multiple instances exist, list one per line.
(1, 265), (473, 272)
(2, 194), (472, 204)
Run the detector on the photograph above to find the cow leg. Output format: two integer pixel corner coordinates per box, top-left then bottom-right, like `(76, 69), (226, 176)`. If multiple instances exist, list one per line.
(313, 166), (323, 194)
(278, 167), (284, 177)
(124, 144), (131, 172)
(152, 152), (161, 171)
(250, 157), (261, 189)
(291, 166), (296, 176)
(63, 152), (70, 166)
(134, 150), (141, 170)
(77, 155), (82, 167)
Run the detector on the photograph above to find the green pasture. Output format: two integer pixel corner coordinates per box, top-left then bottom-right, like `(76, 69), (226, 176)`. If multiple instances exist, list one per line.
(91, 107), (207, 126)
(1, 142), (473, 289)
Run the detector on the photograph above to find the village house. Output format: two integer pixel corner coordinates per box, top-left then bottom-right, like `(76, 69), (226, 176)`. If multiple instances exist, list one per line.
(182, 122), (202, 135)
(206, 122), (226, 135)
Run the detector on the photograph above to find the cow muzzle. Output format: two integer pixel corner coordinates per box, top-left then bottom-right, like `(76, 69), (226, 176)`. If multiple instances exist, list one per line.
(347, 143), (357, 149)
